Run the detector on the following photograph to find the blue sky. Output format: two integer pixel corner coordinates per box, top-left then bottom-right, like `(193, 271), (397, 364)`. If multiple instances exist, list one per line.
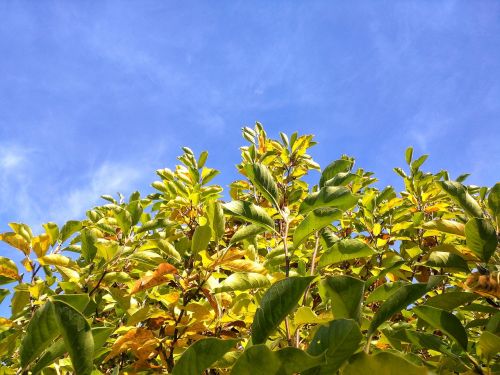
(0, 2), (499, 313)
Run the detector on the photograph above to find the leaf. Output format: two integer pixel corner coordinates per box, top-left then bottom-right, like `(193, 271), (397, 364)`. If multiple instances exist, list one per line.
(131, 262), (178, 294)
(53, 300), (94, 375)
(343, 352), (428, 375)
(479, 331), (500, 359)
(421, 219), (465, 237)
(95, 239), (119, 261)
(230, 224), (265, 245)
(321, 276), (364, 322)
(191, 225), (212, 254)
(157, 240), (182, 263)
(172, 338), (237, 375)
(319, 159), (353, 188)
(323, 172), (358, 187)
(51, 294), (90, 312)
(410, 154), (428, 171)
(104, 328), (158, 363)
(318, 239), (375, 267)
(293, 208), (341, 248)
(42, 222), (60, 246)
(405, 147), (413, 164)
(425, 251), (469, 272)
(488, 182), (500, 221)
(0, 232), (30, 255)
(207, 201), (225, 240)
(60, 220), (82, 243)
(0, 256), (20, 283)
(32, 234), (51, 258)
(219, 259), (266, 274)
(213, 273), (270, 293)
(413, 305), (468, 350)
(223, 200), (275, 232)
(31, 326), (113, 373)
(465, 218), (497, 262)
(300, 186), (359, 214)
(366, 281), (406, 304)
(231, 345), (325, 375)
(38, 254), (78, 269)
(304, 319), (362, 375)
(245, 163), (280, 208)
(438, 180), (483, 218)
(20, 301), (60, 369)
(423, 291), (477, 310)
(251, 276), (315, 344)
(80, 228), (98, 262)
(367, 282), (430, 337)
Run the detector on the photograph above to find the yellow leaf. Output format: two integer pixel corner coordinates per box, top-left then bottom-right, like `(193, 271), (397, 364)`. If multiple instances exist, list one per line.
(0, 232), (30, 255)
(220, 259), (267, 274)
(130, 263), (177, 294)
(32, 234), (51, 258)
(21, 257), (33, 272)
(0, 257), (20, 281)
(38, 254), (78, 269)
(104, 328), (158, 364)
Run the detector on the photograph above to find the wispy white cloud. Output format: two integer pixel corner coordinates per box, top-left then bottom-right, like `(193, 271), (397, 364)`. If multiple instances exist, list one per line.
(0, 143), (151, 230)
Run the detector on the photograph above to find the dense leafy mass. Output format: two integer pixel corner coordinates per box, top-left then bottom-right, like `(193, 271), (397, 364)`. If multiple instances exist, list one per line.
(0, 124), (498, 374)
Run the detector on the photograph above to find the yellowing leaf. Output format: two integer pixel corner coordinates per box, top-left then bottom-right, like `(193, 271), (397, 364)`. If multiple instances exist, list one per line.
(0, 232), (30, 255)
(21, 257), (33, 272)
(38, 254), (78, 269)
(220, 259), (267, 274)
(104, 328), (158, 364)
(131, 263), (178, 294)
(32, 234), (51, 258)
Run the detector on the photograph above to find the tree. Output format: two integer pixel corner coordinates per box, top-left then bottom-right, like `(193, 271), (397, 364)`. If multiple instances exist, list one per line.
(0, 123), (498, 374)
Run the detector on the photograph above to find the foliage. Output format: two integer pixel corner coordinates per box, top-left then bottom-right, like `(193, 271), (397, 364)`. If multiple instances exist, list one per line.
(0, 123), (498, 374)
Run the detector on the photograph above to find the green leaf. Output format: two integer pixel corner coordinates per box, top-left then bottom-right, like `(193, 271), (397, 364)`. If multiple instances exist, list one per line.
(304, 319), (362, 375)
(43, 222), (60, 246)
(172, 338), (237, 375)
(318, 239), (375, 267)
(410, 154), (428, 171)
(20, 301), (60, 369)
(230, 224), (265, 245)
(424, 291), (477, 310)
(80, 228), (99, 262)
(31, 326), (114, 374)
(51, 294), (90, 312)
(367, 282), (430, 337)
(421, 219), (465, 237)
(60, 220), (83, 243)
(319, 159), (353, 187)
(300, 186), (359, 214)
(413, 305), (468, 350)
(293, 208), (341, 248)
(223, 200), (275, 232)
(213, 273), (270, 293)
(251, 276), (315, 344)
(488, 182), (500, 222)
(405, 147), (413, 165)
(343, 351), (427, 374)
(323, 172), (358, 187)
(425, 251), (469, 272)
(321, 276), (364, 322)
(30, 339), (66, 374)
(479, 331), (500, 359)
(438, 180), (483, 218)
(207, 201), (225, 240)
(465, 218), (497, 262)
(191, 225), (212, 254)
(231, 345), (325, 375)
(366, 281), (406, 304)
(53, 300), (94, 375)
(157, 240), (182, 263)
(245, 163), (280, 208)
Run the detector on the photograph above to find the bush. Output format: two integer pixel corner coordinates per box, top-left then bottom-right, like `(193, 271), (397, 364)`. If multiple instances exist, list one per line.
(0, 123), (498, 374)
